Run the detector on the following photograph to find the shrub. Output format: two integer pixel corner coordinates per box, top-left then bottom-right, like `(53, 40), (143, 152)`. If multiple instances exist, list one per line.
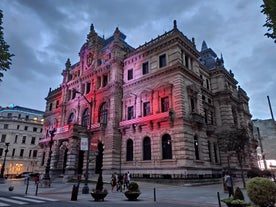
(246, 177), (276, 207)
(127, 182), (140, 192)
(234, 187), (244, 200)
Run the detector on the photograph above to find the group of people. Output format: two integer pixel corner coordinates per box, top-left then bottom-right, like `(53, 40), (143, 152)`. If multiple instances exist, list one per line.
(110, 171), (131, 192)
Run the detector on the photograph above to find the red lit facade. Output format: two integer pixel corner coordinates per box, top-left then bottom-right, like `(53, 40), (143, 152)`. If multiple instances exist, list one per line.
(39, 21), (257, 180)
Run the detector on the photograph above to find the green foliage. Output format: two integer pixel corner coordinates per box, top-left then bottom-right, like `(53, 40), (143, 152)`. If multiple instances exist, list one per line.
(127, 182), (140, 192)
(0, 10), (14, 81)
(261, 0), (276, 43)
(246, 177), (276, 207)
(234, 187), (244, 200)
(247, 167), (263, 178)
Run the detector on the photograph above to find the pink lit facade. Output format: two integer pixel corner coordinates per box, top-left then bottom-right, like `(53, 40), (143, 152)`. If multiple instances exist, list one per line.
(39, 21), (257, 180)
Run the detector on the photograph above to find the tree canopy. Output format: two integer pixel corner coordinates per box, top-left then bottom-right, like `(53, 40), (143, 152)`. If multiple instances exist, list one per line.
(261, 0), (276, 43)
(0, 10), (14, 82)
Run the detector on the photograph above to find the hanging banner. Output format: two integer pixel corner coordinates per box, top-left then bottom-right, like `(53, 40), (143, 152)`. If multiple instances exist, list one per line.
(80, 137), (88, 151)
(90, 139), (99, 151)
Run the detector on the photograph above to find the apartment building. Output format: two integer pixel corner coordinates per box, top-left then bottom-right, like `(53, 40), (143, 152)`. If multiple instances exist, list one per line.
(0, 105), (44, 177)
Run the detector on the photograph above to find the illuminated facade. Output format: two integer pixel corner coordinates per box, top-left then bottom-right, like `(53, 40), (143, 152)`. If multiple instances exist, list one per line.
(0, 105), (44, 176)
(40, 20), (257, 180)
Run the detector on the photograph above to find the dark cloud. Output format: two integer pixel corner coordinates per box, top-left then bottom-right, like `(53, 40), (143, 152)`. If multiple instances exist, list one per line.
(0, 0), (275, 119)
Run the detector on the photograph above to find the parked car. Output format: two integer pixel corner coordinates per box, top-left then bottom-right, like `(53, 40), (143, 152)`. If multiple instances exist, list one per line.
(15, 172), (39, 179)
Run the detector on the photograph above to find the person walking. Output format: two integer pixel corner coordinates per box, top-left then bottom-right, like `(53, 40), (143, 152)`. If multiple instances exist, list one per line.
(224, 172), (234, 197)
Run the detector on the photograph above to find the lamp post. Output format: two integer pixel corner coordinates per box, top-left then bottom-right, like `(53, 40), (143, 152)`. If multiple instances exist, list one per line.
(73, 89), (93, 194)
(42, 128), (56, 187)
(0, 143), (10, 182)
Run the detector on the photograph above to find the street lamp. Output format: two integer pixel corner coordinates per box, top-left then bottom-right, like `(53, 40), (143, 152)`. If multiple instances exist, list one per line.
(0, 142), (10, 181)
(42, 128), (56, 187)
(73, 89), (93, 194)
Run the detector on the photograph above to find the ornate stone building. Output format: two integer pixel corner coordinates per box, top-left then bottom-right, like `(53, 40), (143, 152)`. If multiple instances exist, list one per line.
(0, 105), (44, 177)
(39, 20), (257, 181)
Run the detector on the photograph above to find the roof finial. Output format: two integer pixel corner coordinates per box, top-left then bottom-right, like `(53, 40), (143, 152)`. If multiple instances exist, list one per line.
(173, 20), (177, 29)
(65, 58), (71, 69)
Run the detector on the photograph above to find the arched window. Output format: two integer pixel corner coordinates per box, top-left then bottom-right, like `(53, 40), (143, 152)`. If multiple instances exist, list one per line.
(143, 137), (151, 160)
(162, 134), (172, 159)
(99, 102), (108, 124)
(82, 108), (89, 127)
(67, 112), (74, 124)
(194, 135), (200, 160)
(126, 139), (133, 161)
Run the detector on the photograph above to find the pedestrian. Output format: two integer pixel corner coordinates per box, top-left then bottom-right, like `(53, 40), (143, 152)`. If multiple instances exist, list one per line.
(126, 171), (131, 188)
(123, 173), (127, 190)
(34, 175), (39, 185)
(117, 174), (123, 192)
(224, 172), (234, 197)
(111, 174), (116, 191)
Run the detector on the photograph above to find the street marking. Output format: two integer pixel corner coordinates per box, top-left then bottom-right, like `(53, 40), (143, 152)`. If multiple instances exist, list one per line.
(11, 196), (45, 203)
(25, 195), (58, 201)
(0, 197), (27, 204)
(0, 201), (10, 206)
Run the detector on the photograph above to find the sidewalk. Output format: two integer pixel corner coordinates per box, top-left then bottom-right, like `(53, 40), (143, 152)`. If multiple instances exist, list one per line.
(0, 178), (247, 206)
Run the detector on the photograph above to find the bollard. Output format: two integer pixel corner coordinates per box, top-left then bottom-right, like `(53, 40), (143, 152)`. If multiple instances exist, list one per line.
(71, 184), (78, 201)
(25, 178), (29, 195)
(35, 183), (39, 196)
(153, 188), (156, 202)
(217, 192), (221, 207)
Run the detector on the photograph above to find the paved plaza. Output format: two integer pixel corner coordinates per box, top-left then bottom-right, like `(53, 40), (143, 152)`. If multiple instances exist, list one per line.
(0, 178), (249, 206)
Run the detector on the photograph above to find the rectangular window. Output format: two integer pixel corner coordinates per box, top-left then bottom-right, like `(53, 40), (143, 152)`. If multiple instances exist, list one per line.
(86, 82), (91, 94)
(127, 69), (133, 80)
(161, 97), (169, 112)
(127, 106), (134, 120)
(1, 134), (6, 143)
(0, 148), (3, 156)
(14, 135), (18, 143)
(142, 62), (149, 75)
(25, 115), (29, 120)
(33, 150), (38, 158)
(3, 124), (8, 129)
(97, 77), (101, 89)
(190, 98), (196, 112)
(17, 125), (20, 130)
(33, 127), (37, 132)
(56, 100), (59, 108)
(20, 149), (24, 157)
(7, 113), (12, 118)
(49, 103), (53, 111)
(31, 137), (36, 145)
(22, 136), (26, 144)
(29, 150), (32, 158)
(12, 149), (15, 157)
(24, 126), (28, 131)
(143, 102), (150, 116)
(103, 75), (108, 87)
(159, 54), (166, 68)
(72, 90), (76, 99)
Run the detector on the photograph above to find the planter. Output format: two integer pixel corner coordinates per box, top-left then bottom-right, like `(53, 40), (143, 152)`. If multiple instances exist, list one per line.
(124, 191), (141, 201)
(91, 192), (108, 201)
(224, 202), (249, 207)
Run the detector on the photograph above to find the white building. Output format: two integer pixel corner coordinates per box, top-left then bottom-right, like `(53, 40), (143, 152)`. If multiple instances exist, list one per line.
(0, 105), (44, 177)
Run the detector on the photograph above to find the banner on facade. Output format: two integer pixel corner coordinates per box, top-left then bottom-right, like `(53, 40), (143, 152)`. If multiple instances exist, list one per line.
(80, 137), (88, 151)
(90, 139), (99, 151)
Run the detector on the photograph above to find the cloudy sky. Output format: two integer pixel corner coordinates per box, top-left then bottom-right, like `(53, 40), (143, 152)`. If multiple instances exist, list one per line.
(0, 0), (275, 119)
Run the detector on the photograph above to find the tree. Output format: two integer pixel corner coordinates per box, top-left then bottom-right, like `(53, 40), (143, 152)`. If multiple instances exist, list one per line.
(261, 0), (276, 43)
(0, 10), (14, 81)
(217, 127), (250, 188)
